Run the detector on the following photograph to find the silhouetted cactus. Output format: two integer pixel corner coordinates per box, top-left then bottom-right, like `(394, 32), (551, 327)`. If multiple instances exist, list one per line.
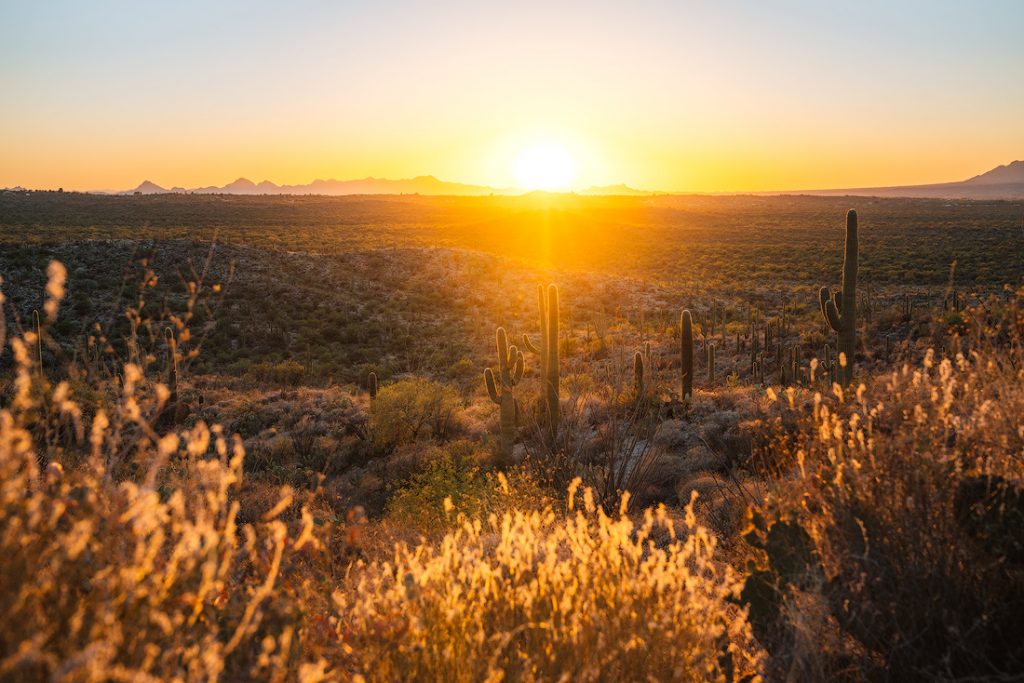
(523, 284), (560, 437)
(739, 512), (822, 648)
(680, 310), (693, 400)
(819, 210), (859, 385)
(368, 371), (378, 399)
(485, 327), (524, 464)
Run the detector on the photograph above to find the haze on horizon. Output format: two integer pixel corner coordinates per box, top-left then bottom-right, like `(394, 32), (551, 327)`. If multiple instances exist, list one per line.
(1, 0), (1022, 193)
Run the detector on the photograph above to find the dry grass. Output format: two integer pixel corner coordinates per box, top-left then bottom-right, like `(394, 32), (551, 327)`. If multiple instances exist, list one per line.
(750, 291), (1024, 680)
(334, 483), (760, 682)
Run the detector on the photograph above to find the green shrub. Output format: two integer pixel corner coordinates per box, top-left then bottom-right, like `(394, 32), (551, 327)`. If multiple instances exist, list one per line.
(370, 377), (460, 448)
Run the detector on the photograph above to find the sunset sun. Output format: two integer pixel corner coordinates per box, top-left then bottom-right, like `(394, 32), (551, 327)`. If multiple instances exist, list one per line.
(514, 143), (578, 191)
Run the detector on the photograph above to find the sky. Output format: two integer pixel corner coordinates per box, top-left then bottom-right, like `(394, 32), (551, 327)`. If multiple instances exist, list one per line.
(1, 0), (1022, 193)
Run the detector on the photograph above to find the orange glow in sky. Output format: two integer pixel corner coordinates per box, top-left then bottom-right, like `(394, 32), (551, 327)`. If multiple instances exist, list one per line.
(1, 1), (1022, 193)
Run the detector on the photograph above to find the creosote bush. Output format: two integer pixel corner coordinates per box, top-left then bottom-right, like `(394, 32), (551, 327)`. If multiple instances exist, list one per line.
(369, 377), (461, 448)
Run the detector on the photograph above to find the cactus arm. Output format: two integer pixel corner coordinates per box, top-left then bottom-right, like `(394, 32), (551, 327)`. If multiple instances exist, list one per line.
(818, 287), (832, 321)
(485, 367), (500, 404)
(824, 298), (843, 331)
(496, 328), (510, 384)
(512, 350), (524, 384)
(521, 334), (539, 354)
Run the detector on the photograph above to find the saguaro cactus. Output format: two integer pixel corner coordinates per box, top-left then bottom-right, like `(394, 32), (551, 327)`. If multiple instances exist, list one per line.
(368, 372), (378, 399)
(680, 310), (694, 400)
(819, 210), (859, 386)
(633, 350), (645, 395)
(523, 284), (560, 437)
(485, 327), (524, 464)
(707, 343), (716, 384)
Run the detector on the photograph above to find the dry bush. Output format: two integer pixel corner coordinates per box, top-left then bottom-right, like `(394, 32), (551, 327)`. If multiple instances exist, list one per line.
(334, 482), (761, 682)
(750, 291), (1024, 680)
(0, 264), (328, 681)
(370, 377), (461, 448)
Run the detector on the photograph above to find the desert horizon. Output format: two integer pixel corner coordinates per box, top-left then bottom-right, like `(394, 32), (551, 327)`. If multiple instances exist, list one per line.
(6, 157), (1024, 199)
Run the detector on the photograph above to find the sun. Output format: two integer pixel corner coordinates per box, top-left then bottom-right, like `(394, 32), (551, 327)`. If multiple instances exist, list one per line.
(514, 143), (578, 191)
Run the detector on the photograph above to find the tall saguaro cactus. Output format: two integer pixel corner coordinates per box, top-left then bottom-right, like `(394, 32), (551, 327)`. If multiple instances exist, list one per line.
(485, 327), (524, 464)
(680, 310), (694, 400)
(819, 210), (859, 386)
(523, 284), (560, 437)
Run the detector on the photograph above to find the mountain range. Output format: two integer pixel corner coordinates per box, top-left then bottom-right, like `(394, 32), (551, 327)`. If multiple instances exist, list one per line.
(9, 161), (1022, 199)
(131, 176), (522, 197)
(126, 175), (659, 197)
(788, 160), (1024, 200)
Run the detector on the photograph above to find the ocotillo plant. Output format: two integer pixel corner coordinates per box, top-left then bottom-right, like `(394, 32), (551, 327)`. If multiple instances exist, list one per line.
(523, 284), (560, 437)
(680, 310), (694, 400)
(485, 327), (525, 464)
(818, 209), (859, 386)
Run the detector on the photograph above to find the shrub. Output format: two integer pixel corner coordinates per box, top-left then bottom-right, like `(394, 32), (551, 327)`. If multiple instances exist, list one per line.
(370, 377), (461, 448)
(0, 264), (325, 680)
(748, 293), (1024, 680)
(386, 440), (550, 535)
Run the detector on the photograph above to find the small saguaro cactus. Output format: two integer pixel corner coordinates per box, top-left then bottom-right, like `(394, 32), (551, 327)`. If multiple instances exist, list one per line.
(157, 329), (180, 428)
(523, 284), (560, 437)
(818, 209), (859, 386)
(680, 310), (694, 400)
(707, 343), (716, 384)
(485, 327), (524, 464)
(633, 350), (645, 395)
(368, 372), (378, 399)
(822, 344), (836, 386)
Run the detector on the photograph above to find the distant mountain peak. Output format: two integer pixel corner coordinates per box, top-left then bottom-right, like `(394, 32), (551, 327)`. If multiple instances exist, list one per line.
(963, 160), (1024, 185)
(581, 183), (653, 196)
(132, 180), (168, 194)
